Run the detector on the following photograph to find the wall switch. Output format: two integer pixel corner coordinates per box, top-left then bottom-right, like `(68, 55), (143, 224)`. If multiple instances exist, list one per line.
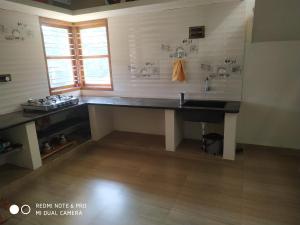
(0, 74), (12, 82)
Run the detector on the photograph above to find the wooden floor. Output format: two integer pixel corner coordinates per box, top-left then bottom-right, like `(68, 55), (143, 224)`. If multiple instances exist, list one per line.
(0, 164), (30, 188)
(4, 131), (300, 225)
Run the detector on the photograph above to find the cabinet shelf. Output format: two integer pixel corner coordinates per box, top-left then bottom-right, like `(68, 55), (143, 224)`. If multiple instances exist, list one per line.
(0, 145), (22, 159)
(37, 118), (89, 141)
(41, 141), (76, 160)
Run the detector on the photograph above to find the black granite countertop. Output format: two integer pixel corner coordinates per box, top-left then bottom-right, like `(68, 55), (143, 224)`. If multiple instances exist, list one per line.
(0, 103), (86, 131)
(81, 96), (180, 110)
(81, 96), (240, 113)
(0, 96), (240, 131)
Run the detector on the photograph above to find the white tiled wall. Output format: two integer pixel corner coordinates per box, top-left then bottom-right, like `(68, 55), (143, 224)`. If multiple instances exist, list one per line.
(0, 1), (246, 116)
(0, 10), (49, 115)
(83, 0), (247, 101)
(0, 9), (81, 115)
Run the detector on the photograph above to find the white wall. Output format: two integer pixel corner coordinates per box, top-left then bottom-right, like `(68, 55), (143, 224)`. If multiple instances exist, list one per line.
(236, 0), (300, 150)
(113, 107), (165, 135)
(111, 107), (222, 140)
(83, 0), (247, 101)
(237, 41), (300, 150)
(84, 0), (247, 141)
(0, 9), (83, 115)
(0, 9), (49, 115)
(252, 0), (300, 42)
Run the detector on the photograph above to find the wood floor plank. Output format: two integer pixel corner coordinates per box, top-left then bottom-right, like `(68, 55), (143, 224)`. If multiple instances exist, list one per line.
(3, 131), (300, 225)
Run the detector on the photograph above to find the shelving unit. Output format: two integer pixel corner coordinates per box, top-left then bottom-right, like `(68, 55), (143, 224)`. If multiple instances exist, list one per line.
(36, 105), (91, 162)
(37, 119), (90, 160)
(41, 141), (75, 160)
(0, 146), (22, 158)
(37, 118), (90, 141)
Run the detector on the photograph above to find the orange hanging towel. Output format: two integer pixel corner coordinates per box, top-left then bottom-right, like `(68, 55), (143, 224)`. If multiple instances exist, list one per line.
(172, 59), (186, 82)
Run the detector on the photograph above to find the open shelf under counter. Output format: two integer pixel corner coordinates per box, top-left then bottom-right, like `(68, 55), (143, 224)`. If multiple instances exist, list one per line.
(37, 119), (90, 141)
(0, 146), (22, 159)
(41, 141), (76, 160)
(41, 130), (91, 164)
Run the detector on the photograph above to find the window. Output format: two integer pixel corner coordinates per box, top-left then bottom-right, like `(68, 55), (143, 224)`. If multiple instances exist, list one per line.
(76, 20), (112, 89)
(40, 18), (112, 94)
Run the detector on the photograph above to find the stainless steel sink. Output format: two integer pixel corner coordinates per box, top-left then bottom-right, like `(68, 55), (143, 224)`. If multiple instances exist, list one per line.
(182, 100), (226, 109)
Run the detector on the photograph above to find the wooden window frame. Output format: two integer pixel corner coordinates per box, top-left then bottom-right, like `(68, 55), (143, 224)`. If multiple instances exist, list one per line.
(76, 19), (113, 91)
(39, 17), (113, 95)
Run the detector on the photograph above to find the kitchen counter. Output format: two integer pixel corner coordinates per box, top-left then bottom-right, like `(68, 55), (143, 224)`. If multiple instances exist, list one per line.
(81, 96), (240, 113)
(0, 103), (86, 131)
(0, 96), (240, 131)
(81, 96), (180, 110)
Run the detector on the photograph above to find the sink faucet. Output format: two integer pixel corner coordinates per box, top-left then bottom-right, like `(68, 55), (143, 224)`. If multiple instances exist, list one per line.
(204, 77), (210, 93)
(180, 92), (185, 106)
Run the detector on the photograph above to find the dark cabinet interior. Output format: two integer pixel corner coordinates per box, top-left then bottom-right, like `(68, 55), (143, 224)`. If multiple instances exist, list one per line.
(36, 105), (91, 160)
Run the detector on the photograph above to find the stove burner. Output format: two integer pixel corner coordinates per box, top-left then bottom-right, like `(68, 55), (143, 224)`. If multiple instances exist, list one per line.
(21, 95), (79, 112)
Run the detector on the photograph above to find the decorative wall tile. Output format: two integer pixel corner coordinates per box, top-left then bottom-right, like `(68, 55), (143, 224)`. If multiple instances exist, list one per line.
(83, 0), (247, 100)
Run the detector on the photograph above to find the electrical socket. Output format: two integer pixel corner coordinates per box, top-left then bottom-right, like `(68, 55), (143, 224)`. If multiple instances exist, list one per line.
(0, 74), (12, 82)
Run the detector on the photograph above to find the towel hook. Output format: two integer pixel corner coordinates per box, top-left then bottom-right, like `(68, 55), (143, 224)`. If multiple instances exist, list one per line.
(170, 47), (187, 59)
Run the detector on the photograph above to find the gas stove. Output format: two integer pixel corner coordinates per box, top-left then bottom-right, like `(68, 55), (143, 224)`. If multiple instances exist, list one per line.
(21, 95), (79, 112)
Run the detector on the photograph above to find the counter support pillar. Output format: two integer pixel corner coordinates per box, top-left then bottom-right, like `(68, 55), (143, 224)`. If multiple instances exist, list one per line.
(88, 105), (113, 141)
(223, 113), (238, 160)
(165, 110), (183, 151)
(7, 122), (42, 170)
